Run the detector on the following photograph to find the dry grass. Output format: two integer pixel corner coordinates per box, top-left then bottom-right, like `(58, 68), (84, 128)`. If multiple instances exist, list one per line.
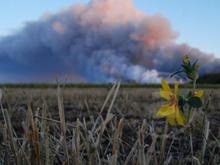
(0, 83), (219, 164)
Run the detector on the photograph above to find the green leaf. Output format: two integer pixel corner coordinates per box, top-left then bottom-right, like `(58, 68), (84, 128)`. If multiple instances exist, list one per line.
(192, 59), (198, 69)
(181, 64), (191, 73)
(181, 64), (188, 70)
(170, 70), (184, 77)
(188, 96), (203, 108)
(178, 95), (186, 107)
(186, 91), (193, 98)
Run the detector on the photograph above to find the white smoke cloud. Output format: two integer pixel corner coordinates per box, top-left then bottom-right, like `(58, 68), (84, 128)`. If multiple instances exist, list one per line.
(0, 0), (219, 83)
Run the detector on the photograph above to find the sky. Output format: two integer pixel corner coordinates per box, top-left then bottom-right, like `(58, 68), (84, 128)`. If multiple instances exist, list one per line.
(0, 0), (219, 58)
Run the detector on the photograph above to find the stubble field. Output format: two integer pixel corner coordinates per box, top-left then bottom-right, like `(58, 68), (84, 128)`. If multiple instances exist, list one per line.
(0, 85), (219, 164)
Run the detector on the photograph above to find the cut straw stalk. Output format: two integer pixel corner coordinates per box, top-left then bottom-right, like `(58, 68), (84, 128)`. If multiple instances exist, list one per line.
(106, 81), (121, 118)
(1, 98), (20, 165)
(201, 116), (210, 164)
(111, 118), (124, 165)
(92, 81), (120, 153)
(94, 81), (120, 134)
(72, 119), (82, 165)
(41, 99), (50, 165)
(124, 140), (138, 165)
(57, 85), (70, 164)
(4, 110), (21, 165)
(27, 103), (41, 165)
(159, 120), (168, 164)
(34, 115), (76, 128)
(146, 133), (157, 165)
(99, 82), (117, 114)
(138, 119), (147, 165)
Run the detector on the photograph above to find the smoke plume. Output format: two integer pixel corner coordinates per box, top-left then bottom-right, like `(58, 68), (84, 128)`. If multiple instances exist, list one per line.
(0, 0), (219, 83)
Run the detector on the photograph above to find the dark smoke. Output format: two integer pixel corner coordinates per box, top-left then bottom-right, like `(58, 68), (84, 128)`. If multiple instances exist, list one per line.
(0, 0), (219, 83)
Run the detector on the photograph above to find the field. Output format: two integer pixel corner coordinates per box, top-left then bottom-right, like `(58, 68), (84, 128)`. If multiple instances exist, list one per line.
(0, 84), (219, 164)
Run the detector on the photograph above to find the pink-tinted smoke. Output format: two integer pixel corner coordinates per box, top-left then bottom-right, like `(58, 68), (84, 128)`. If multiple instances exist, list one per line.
(0, 0), (219, 83)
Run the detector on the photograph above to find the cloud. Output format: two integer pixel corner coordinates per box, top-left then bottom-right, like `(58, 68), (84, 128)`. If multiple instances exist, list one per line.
(0, 0), (219, 83)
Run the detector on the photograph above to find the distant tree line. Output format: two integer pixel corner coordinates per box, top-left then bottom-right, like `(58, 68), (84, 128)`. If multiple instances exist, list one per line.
(197, 73), (220, 84)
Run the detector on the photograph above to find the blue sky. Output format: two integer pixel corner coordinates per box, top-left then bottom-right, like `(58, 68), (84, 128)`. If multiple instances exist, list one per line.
(0, 0), (219, 57)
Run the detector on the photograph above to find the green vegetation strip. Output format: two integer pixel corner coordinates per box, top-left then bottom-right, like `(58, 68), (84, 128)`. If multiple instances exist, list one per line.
(0, 83), (220, 89)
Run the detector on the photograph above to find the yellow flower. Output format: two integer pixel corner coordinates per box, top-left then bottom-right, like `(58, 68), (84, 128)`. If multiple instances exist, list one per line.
(156, 80), (186, 126)
(193, 90), (204, 97)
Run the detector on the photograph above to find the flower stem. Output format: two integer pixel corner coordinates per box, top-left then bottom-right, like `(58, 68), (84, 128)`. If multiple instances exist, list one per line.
(193, 78), (196, 92)
(192, 74), (198, 92)
(188, 76), (197, 122)
(187, 107), (192, 122)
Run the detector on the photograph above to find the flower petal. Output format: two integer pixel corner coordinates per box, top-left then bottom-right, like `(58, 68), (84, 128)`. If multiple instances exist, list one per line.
(161, 80), (171, 92)
(194, 90), (204, 97)
(167, 113), (176, 125)
(174, 82), (179, 95)
(156, 104), (175, 117)
(160, 90), (172, 100)
(175, 107), (186, 126)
